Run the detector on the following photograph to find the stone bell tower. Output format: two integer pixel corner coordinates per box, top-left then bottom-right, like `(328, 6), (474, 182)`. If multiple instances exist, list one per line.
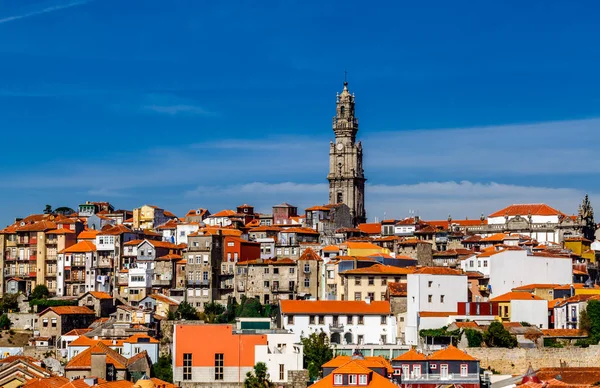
(327, 80), (366, 225)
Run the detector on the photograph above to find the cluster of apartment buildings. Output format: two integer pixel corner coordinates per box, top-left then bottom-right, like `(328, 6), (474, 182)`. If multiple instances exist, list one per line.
(0, 199), (598, 387)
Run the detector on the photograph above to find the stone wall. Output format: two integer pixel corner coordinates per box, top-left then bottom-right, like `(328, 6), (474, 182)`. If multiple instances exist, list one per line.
(159, 319), (205, 357)
(8, 312), (37, 330)
(465, 346), (600, 375)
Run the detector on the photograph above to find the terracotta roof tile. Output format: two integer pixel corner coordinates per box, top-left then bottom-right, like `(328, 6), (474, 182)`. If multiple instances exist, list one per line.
(428, 345), (476, 361)
(491, 292), (544, 302)
(542, 329), (586, 337)
(341, 264), (414, 276)
(489, 204), (565, 218)
(346, 242), (385, 250)
(393, 348), (427, 361)
(280, 300), (390, 315)
(299, 248), (322, 261)
(40, 306), (95, 316)
(65, 342), (128, 370)
(85, 291), (112, 300)
(419, 311), (456, 317)
(412, 267), (464, 276)
(387, 282), (407, 297)
(59, 241), (96, 254)
(357, 223), (382, 235)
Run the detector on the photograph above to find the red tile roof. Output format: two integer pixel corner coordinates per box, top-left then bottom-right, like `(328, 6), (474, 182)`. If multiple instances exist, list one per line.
(428, 345), (477, 361)
(542, 329), (586, 337)
(59, 241), (96, 253)
(489, 204), (565, 218)
(358, 223), (382, 235)
(39, 306), (95, 316)
(387, 282), (407, 297)
(299, 248), (322, 261)
(419, 311), (456, 317)
(341, 264), (415, 276)
(491, 292), (544, 302)
(65, 342), (129, 370)
(280, 300), (390, 315)
(77, 230), (100, 239)
(412, 267), (463, 276)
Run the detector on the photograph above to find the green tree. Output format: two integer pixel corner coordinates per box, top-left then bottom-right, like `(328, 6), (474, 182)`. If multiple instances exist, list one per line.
(580, 307), (592, 336)
(244, 362), (274, 388)
(175, 301), (198, 320)
(464, 329), (483, 347)
(0, 294), (19, 313)
(151, 355), (173, 383)
(586, 300), (600, 343)
(483, 321), (517, 348)
(43, 205), (53, 214)
(30, 285), (50, 300)
(200, 302), (226, 323)
(236, 297), (264, 318)
(54, 206), (75, 215)
(0, 314), (12, 330)
(301, 332), (333, 381)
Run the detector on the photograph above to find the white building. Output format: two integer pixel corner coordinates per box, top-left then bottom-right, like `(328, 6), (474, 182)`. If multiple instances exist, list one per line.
(405, 267), (468, 346)
(255, 332), (303, 384)
(460, 248), (573, 297)
(57, 241), (97, 297)
(175, 222), (200, 245)
(491, 292), (549, 329)
(553, 295), (598, 330)
(279, 300), (397, 346)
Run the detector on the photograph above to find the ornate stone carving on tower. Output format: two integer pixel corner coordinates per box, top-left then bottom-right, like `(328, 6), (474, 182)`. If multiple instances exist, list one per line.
(327, 81), (366, 226)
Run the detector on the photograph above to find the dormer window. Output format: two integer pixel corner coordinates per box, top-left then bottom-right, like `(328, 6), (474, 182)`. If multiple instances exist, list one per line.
(348, 374), (357, 385)
(334, 374), (343, 385)
(358, 374), (368, 385)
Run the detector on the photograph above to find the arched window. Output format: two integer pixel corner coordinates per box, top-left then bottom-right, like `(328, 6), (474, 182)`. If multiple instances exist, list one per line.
(340, 105), (345, 118)
(337, 192), (343, 204)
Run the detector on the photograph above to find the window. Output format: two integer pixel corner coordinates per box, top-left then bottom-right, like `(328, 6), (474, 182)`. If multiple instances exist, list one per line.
(368, 277), (374, 285)
(358, 374), (367, 385)
(355, 277), (361, 286)
(304, 263), (310, 273)
(381, 292), (386, 301)
(309, 315), (315, 324)
(357, 335), (363, 344)
(334, 374), (343, 385)
(483, 260), (488, 268)
(264, 268), (270, 274)
(354, 292), (361, 301)
(349, 374), (357, 385)
(51, 318), (57, 328)
(428, 295), (432, 303)
(264, 281), (270, 288)
(380, 334), (387, 344)
(287, 315), (294, 325)
(227, 253), (232, 260)
(279, 364), (285, 381)
(380, 315), (387, 324)
(402, 365), (410, 377)
(440, 364), (449, 378)
(183, 353), (192, 381)
(413, 365), (421, 378)
(42, 318), (48, 327)
(228, 242), (235, 247)
(358, 315), (364, 324)
(428, 281), (433, 288)
(318, 316), (324, 325)
(381, 277), (387, 286)
(440, 295), (445, 303)
(289, 267), (295, 274)
(203, 271), (209, 281)
(469, 260), (474, 268)
(273, 268), (279, 275)
(368, 292), (375, 301)
(478, 261), (481, 267)
(460, 364), (468, 376)
(304, 277), (310, 287)
(214, 353), (224, 380)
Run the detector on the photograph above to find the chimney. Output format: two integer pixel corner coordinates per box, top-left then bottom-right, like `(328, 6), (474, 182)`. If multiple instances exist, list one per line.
(90, 353), (107, 380)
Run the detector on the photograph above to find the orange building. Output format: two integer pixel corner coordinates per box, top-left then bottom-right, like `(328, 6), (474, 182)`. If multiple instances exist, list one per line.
(223, 236), (261, 263)
(173, 324), (267, 385)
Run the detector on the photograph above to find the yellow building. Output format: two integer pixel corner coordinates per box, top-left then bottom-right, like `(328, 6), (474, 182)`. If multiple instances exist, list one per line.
(346, 241), (390, 257)
(338, 263), (414, 302)
(511, 283), (562, 301)
(133, 204), (169, 230)
(564, 237), (595, 263)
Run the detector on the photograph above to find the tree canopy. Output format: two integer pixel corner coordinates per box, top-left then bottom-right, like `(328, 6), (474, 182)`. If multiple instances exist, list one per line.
(31, 285), (50, 300)
(244, 362), (274, 388)
(151, 355), (173, 383)
(483, 321), (517, 348)
(301, 332), (333, 381)
(174, 301), (199, 320)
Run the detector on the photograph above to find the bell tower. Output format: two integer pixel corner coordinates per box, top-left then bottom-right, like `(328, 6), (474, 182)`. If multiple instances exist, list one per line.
(327, 80), (366, 225)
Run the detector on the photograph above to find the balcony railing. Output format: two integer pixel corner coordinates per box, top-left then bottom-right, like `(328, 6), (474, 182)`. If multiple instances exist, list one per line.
(46, 238), (58, 245)
(271, 285), (294, 293)
(401, 373), (480, 382)
(187, 280), (209, 287)
(97, 260), (113, 268)
(3, 269), (15, 277)
(152, 279), (172, 286)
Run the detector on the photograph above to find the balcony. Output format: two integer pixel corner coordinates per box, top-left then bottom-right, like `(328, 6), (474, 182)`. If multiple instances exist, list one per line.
(72, 261), (86, 267)
(46, 255), (57, 261)
(4, 256), (16, 262)
(27, 271), (36, 278)
(187, 280), (209, 287)
(152, 279), (172, 286)
(218, 284), (233, 290)
(401, 373), (480, 382)
(271, 285), (294, 293)
(46, 272), (57, 277)
(3, 269), (15, 277)
(46, 238), (58, 245)
(329, 323), (344, 333)
(97, 259), (113, 268)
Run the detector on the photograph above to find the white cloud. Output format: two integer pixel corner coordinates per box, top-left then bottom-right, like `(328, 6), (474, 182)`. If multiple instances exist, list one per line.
(141, 94), (217, 116)
(183, 180), (591, 221)
(0, 0), (92, 25)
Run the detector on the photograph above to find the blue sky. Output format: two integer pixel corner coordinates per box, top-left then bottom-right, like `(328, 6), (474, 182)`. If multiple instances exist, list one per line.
(1, 0), (599, 225)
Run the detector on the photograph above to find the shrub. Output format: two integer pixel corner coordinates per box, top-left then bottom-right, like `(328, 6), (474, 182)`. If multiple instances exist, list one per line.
(465, 329), (483, 347)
